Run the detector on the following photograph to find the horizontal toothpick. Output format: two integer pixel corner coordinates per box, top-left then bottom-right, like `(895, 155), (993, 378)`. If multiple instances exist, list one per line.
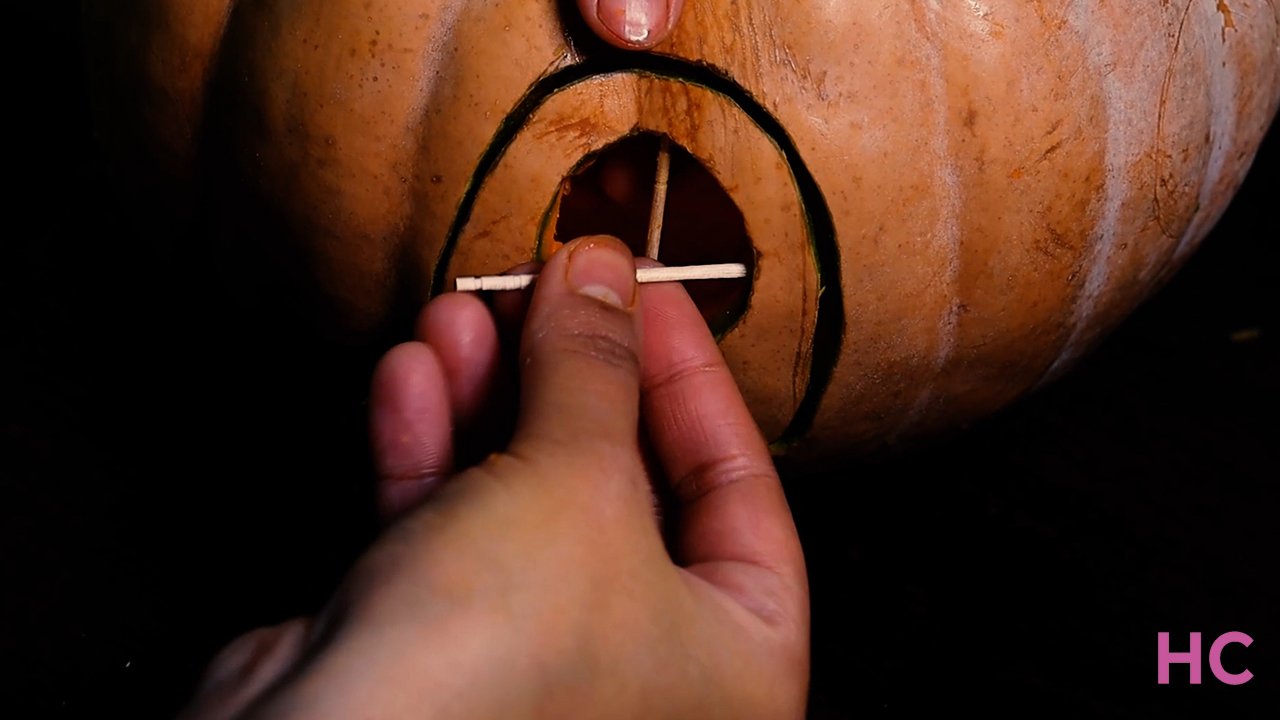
(455, 263), (747, 292)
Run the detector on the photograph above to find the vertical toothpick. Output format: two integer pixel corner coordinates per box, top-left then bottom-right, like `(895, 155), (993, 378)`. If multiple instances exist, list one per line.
(646, 136), (672, 260)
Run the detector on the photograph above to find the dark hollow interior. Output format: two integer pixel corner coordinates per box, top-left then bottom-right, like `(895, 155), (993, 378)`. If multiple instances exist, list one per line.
(552, 133), (754, 335)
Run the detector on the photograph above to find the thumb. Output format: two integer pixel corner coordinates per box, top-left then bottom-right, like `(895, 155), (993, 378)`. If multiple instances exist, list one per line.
(510, 235), (643, 463)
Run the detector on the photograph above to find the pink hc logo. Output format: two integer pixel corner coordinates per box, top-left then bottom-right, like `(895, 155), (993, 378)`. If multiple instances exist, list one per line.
(1157, 632), (1254, 685)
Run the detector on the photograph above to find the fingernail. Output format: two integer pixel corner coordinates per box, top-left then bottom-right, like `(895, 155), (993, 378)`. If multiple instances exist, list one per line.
(597, 0), (669, 45)
(566, 238), (636, 309)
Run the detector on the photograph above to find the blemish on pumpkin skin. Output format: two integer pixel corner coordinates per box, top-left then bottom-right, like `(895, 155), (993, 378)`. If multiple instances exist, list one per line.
(1216, 1), (1236, 42)
(534, 116), (604, 146)
(1032, 139), (1065, 167)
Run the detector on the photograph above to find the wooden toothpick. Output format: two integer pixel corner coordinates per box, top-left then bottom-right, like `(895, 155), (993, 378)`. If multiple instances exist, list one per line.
(646, 136), (672, 260)
(455, 263), (747, 292)
(459, 135), (740, 294)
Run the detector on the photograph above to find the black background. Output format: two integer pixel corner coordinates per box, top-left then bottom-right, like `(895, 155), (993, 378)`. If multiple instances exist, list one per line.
(4, 3), (1276, 717)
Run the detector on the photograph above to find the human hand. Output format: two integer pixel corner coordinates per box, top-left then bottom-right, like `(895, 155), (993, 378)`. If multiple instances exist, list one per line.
(576, 0), (687, 49)
(178, 236), (809, 720)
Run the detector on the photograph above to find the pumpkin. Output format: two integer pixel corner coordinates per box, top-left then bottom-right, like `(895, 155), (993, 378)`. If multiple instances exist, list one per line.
(85, 0), (1279, 457)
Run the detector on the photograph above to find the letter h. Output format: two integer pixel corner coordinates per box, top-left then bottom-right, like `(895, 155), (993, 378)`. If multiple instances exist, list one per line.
(1158, 632), (1201, 684)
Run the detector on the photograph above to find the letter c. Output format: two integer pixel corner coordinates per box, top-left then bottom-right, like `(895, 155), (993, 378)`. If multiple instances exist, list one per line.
(1209, 632), (1253, 685)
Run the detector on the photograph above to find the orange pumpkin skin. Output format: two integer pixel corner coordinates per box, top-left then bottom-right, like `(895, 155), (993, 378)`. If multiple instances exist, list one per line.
(85, 1), (1279, 457)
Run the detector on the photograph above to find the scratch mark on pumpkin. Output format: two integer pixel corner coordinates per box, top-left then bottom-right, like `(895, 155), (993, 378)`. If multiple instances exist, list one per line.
(1173, 0), (1236, 266)
(962, 0), (1008, 38)
(534, 115), (603, 146)
(1153, 0), (1196, 240)
(1032, 139), (1066, 167)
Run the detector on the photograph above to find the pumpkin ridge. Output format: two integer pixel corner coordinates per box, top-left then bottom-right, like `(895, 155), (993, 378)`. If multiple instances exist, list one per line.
(1154, 0), (1201, 241)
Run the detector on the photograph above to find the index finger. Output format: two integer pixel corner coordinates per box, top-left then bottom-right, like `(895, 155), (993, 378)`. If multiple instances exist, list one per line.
(638, 279), (806, 596)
